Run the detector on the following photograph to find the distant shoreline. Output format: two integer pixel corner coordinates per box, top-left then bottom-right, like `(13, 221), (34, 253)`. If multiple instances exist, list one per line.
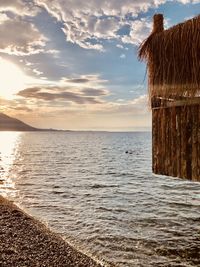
(0, 113), (151, 132)
(0, 129), (151, 133)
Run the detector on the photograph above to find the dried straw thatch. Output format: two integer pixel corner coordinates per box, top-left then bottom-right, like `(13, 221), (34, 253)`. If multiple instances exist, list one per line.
(139, 14), (200, 104)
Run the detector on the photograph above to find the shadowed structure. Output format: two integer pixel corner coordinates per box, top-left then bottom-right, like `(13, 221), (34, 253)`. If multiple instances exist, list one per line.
(139, 14), (200, 181)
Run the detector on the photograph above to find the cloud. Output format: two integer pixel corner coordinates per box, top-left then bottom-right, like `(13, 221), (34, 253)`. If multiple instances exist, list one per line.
(9, 106), (33, 112)
(82, 88), (108, 96)
(0, 0), (196, 55)
(179, 0), (200, 3)
(0, 0), (38, 16)
(1, 93), (150, 131)
(116, 44), (124, 49)
(35, 0), (152, 50)
(60, 74), (108, 86)
(93, 95), (148, 115)
(122, 18), (152, 45)
(0, 17), (46, 55)
(0, 96), (33, 114)
(63, 78), (91, 84)
(33, 68), (44, 76)
(120, 54), (126, 59)
(34, 0), (198, 50)
(0, 13), (9, 24)
(17, 86), (108, 104)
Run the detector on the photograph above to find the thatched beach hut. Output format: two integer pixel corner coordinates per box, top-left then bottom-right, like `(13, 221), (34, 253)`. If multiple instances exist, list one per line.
(139, 14), (200, 181)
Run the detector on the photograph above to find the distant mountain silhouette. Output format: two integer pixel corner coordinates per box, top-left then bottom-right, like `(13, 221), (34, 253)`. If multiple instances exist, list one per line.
(0, 113), (40, 131)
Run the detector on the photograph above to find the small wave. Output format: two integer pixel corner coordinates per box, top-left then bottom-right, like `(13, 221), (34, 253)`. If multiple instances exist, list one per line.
(168, 202), (200, 208)
(97, 207), (114, 212)
(51, 191), (65, 195)
(90, 184), (119, 189)
(62, 194), (76, 199)
(53, 185), (60, 189)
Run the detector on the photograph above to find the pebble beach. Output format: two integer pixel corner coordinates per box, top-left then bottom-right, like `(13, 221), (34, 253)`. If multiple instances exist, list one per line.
(0, 196), (104, 267)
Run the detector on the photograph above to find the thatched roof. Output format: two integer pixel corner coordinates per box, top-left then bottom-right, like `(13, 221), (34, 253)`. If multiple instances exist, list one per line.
(139, 14), (200, 103)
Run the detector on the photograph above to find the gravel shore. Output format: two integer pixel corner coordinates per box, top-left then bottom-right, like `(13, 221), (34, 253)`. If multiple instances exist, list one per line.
(0, 196), (104, 267)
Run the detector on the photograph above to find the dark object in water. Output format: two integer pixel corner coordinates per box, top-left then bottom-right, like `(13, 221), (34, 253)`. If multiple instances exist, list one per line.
(125, 150), (133, 154)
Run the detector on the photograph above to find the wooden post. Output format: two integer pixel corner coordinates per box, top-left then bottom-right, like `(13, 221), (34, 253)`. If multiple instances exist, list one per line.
(152, 14), (164, 33)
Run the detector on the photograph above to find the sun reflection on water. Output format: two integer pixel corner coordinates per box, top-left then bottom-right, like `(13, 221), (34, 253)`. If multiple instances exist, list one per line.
(0, 132), (21, 197)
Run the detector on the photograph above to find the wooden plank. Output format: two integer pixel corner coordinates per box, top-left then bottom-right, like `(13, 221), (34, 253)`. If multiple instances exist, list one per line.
(191, 105), (198, 181)
(155, 108), (165, 176)
(152, 97), (200, 109)
(152, 109), (157, 173)
(197, 105), (200, 181)
(180, 106), (187, 179)
(167, 98), (200, 108)
(156, 108), (161, 174)
(158, 108), (162, 174)
(165, 108), (170, 176)
(171, 107), (177, 177)
(186, 106), (192, 180)
(176, 107), (182, 178)
(162, 108), (166, 175)
(152, 109), (155, 173)
(168, 108), (172, 176)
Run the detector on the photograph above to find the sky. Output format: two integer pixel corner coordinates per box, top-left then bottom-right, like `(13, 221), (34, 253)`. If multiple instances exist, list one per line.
(0, 0), (199, 131)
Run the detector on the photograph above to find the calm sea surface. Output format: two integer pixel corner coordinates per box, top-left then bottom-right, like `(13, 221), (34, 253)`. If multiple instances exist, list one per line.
(0, 132), (200, 267)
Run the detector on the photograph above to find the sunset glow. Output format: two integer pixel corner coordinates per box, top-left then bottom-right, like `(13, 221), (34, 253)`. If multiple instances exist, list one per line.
(0, 1), (199, 130)
(0, 58), (27, 99)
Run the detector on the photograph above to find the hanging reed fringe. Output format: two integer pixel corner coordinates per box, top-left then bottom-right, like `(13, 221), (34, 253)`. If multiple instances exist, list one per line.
(138, 14), (200, 104)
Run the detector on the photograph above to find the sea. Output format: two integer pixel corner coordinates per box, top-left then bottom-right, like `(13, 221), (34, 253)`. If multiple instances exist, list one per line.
(0, 131), (200, 267)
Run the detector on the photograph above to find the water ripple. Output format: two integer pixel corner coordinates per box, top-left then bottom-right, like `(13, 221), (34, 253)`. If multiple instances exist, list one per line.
(0, 132), (200, 266)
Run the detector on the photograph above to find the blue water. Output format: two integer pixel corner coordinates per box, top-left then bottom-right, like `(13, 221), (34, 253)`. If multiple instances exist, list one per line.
(0, 132), (200, 266)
